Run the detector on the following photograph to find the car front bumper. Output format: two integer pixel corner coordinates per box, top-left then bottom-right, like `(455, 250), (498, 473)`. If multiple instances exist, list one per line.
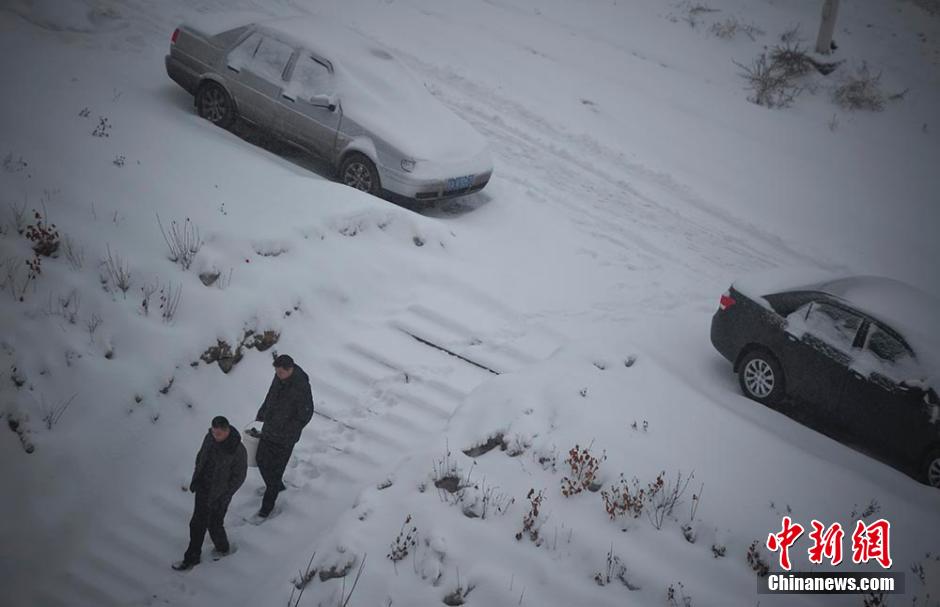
(377, 149), (493, 201)
(380, 169), (491, 201)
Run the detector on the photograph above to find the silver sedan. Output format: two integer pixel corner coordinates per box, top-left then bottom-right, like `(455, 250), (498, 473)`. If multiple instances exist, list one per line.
(166, 17), (493, 201)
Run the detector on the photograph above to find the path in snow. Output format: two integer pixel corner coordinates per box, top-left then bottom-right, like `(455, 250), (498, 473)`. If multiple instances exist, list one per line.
(33, 279), (565, 607)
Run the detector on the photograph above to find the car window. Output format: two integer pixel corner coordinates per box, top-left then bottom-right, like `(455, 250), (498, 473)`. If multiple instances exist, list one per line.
(864, 324), (913, 364)
(227, 32), (262, 70)
(252, 36), (294, 83)
(800, 302), (863, 352)
(291, 54), (334, 96)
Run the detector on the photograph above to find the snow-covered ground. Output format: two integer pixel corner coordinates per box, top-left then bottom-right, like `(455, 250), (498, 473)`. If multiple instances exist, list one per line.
(1, 0), (938, 605)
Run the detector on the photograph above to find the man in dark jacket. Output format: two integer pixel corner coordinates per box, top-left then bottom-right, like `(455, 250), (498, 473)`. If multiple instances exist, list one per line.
(254, 354), (314, 517)
(173, 416), (248, 571)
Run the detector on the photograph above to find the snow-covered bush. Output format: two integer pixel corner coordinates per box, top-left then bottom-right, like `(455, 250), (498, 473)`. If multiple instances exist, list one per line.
(387, 515), (417, 564)
(442, 572), (474, 606)
(6, 412), (34, 453)
(4, 256), (40, 302)
(24, 208), (59, 257)
(515, 488), (546, 544)
(647, 470), (695, 530)
(768, 43), (816, 79)
(710, 17), (764, 41)
(157, 215), (202, 270)
(560, 443), (605, 497)
(157, 281), (182, 323)
(101, 244), (131, 297)
(670, 1), (719, 29)
(198, 327), (278, 372)
(735, 53), (802, 108)
(459, 477), (514, 520)
(39, 392), (77, 430)
(834, 63), (886, 111)
(746, 540), (770, 577)
(45, 289), (81, 325)
(600, 472), (664, 520)
(91, 116), (111, 137)
(62, 234), (83, 269)
(593, 544), (638, 590)
(667, 582), (694, 607)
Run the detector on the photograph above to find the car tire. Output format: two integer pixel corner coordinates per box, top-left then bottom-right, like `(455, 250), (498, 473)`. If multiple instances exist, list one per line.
(923, 447), (940, 488)
(195, 81), (236, 128)
(339, 153), (381, 197)
(738, 349), (786, 406)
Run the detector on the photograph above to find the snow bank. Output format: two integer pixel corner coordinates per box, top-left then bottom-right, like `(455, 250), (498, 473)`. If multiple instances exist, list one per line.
(299, 335), (940, 606)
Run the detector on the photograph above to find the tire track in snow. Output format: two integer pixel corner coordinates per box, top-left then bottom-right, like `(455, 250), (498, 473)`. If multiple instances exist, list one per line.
(398, 52), (836, 282)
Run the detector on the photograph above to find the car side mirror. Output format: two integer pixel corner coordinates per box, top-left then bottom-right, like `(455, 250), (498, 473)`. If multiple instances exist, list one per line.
(310, 94), (337, 112)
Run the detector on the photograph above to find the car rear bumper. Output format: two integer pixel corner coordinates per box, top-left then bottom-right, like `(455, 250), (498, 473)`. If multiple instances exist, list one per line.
(165, 54), (200, 96)
(710, 309), (739, 364)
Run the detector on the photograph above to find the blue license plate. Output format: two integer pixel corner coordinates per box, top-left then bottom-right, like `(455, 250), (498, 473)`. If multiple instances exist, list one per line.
(445, 175), (474, 192)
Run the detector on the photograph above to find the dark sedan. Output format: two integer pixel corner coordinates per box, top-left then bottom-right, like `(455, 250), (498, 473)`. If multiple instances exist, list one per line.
(710, 273), (940, 487)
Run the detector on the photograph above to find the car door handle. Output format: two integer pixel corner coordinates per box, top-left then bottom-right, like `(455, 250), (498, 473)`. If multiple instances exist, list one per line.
(226, 65), (240, 73)
(281, 93), (296, 102)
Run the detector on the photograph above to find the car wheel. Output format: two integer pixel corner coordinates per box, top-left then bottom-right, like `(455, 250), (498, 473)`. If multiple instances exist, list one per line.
(195, 81), (235, 128)
(923, 448), (940, 488)
(339, 153), (381, 196)
(738, 349), (785, 405)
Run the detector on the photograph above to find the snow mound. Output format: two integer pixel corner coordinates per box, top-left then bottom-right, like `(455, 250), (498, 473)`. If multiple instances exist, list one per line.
(327, 207), (454, 250)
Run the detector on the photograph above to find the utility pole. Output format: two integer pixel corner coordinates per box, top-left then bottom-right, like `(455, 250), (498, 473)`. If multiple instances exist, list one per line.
(815, 0), (840, 54)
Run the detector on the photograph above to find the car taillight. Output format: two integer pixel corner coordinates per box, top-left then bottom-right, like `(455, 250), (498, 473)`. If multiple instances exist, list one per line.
(171, 28), (180, 44)
(719, 291), (736, 311)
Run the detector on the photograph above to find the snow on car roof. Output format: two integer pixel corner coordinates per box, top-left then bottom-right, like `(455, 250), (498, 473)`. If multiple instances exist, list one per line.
(816, 275), (939, 345)
(255, 17), (486, 162)
(732, 266), (844, 302)
(184, 11), (270, 37)
(736, 269), (939, 378)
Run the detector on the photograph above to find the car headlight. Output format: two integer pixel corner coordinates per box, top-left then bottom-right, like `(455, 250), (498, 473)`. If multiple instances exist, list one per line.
(401, 158), (416, 172)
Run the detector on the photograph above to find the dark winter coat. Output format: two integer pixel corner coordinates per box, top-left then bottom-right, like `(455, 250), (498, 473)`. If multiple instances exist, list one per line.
(255, 365), (315, 446)
(189, 428), (248, 506)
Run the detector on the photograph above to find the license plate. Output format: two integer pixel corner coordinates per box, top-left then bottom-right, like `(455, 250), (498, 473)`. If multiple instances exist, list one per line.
(445, 175), (474, 192)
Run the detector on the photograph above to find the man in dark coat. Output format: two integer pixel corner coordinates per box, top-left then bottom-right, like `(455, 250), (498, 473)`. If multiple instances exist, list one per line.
(173, 416), (247, 571)
(254, 354), (314, 517)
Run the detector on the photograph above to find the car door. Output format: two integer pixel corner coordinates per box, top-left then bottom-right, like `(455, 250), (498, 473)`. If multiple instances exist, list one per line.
(281, 52), (342, 161)
(841, 322), (930, 462)
(224, 32), (295, 134)
(779, 301), (864, 430)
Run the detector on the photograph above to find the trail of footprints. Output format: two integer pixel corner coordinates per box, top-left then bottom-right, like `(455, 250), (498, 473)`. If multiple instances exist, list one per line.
(37, 283), (564, 607)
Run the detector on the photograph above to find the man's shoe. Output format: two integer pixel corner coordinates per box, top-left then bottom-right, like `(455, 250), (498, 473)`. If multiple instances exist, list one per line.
(256, 508), (270, 518)
(172, 559), (199, 571)
(211, 545), (236, 561)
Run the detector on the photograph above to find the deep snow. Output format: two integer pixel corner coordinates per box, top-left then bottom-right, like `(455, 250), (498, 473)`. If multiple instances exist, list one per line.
(1, 0), (938, 606)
